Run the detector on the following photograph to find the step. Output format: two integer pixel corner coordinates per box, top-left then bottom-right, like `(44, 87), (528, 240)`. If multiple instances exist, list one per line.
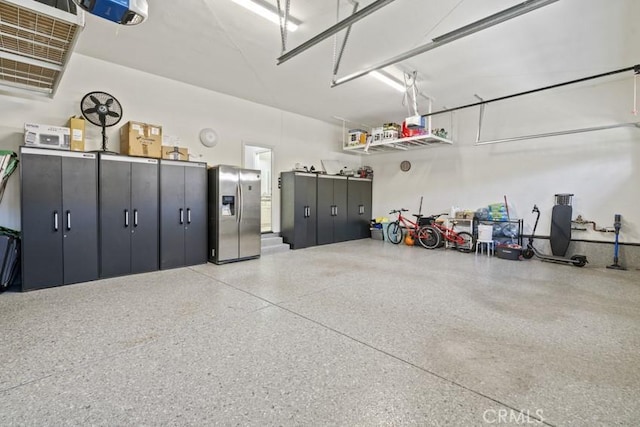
(261, 236), (284, 248)
(261, 244), (290, 255)
(261, 232), (280, 238)
(261, 232), (289, 255)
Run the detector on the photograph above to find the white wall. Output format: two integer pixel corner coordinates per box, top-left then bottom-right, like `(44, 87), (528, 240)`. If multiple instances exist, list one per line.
(2, 54), (637, 245)
(366, 76), (640, 244)
(0, 53), (356, 232)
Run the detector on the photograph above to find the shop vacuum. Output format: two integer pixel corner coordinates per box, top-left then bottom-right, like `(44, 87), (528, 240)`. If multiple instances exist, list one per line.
(607, 214), (626, 270)
(550, 193), (573, 256)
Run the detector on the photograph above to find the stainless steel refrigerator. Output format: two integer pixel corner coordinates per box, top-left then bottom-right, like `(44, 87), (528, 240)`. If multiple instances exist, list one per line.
(208, 165), (261, 264)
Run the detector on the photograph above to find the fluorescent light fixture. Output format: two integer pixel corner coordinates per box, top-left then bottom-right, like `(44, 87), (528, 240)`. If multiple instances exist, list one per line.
(369, 71), (405, 93)
(231, 0), (300, 32)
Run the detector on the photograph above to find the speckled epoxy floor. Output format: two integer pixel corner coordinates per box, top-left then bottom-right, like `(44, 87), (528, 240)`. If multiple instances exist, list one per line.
(1, 240), (639, 426)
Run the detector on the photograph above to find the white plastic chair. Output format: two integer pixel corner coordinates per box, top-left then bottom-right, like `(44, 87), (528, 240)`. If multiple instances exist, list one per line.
(475, 224), (494, 256)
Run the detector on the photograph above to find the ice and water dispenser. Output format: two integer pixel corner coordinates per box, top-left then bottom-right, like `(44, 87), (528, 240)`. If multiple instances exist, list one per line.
(221, 195), (235, 216)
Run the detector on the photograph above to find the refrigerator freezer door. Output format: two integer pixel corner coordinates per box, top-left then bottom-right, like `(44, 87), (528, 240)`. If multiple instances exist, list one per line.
(239, 168), (261, 259)
(217, 166), (240, 262)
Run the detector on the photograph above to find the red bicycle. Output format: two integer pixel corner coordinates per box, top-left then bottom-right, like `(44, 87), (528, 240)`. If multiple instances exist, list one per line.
(386, 209), (441, 249)
(420, 214), (475, 252)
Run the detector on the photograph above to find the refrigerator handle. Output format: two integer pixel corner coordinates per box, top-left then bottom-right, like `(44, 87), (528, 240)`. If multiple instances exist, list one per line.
(53, 211), (59, 232)
(66, 210), (71, 231)
(179, 208), (184, 225)
(238, 182), (243, 223)
(236, 184), (240, 223)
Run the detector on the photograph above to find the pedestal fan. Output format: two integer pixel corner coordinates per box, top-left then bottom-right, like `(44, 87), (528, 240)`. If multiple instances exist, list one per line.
(81, 91), (123, 152)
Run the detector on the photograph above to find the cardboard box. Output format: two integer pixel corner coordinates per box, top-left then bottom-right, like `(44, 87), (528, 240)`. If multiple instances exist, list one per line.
(24, 123), (70, 150)
(120, 121), (162, 158)
(68, 116), (85, 151)
(455, 210), (475, 220)
(161, 145), (189, 161)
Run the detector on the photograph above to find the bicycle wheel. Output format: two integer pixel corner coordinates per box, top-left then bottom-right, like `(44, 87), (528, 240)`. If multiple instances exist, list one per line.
(387, 221), (403, 244)
(455, 231), (475, 253)
(417, 225), (441, 249)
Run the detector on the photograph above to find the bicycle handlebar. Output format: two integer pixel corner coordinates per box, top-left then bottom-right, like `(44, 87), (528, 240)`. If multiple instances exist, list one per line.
(389, 209), (409, 214)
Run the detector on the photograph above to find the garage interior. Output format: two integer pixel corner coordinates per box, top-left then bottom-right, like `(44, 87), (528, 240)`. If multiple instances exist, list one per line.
(0, 0), (639, 425)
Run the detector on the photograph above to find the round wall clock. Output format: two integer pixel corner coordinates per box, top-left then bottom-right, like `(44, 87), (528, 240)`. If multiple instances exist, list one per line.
(400, 160), (411, 172)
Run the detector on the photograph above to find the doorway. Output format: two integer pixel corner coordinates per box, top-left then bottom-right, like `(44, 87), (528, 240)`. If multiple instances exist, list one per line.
(243, 144), (273, 233)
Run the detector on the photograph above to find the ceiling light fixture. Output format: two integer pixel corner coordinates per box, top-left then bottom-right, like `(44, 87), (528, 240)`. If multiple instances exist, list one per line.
(369, 71), (405, 93)
(230, 0), (301, 32)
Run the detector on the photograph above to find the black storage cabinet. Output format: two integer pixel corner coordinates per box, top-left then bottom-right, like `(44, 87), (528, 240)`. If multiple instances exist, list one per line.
(346, 177), (372, 240)
(20, 147), (99, 291)
(99, 154), (159, 278)
(280, 171), (317, 249)
(316, 175), (348, 245)
(159, 160), (207, 269)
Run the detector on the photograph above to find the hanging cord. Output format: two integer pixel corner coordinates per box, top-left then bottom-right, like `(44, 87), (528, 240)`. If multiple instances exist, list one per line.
(332, 0), (340, 76)
(276, 0), (291, 54)
(332, 0), (359, 77)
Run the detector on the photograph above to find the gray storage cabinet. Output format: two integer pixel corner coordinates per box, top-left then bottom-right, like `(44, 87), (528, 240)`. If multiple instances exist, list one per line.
(160, 160), (207, 269)
(347, 177), (372, 240)
(316, 175), (348, 245)
(280, 171), (317, 249)
(20, 147), (99, 291)
(99, 154), (159, 278)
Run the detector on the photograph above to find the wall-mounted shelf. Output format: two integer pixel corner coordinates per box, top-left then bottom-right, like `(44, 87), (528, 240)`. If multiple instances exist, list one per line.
(343, 133), (453, 154)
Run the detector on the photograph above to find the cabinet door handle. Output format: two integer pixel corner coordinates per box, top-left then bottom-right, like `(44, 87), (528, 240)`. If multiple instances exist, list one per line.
(305, 206), (310, 218)
(359, 205), (364, 215)
(179, 208), (184, 225)
(334, 206), (338, 216)
(133, 209), (138, 227)
(187, 208), (191, 224)
(53, 211), (59, 232)
(66, 210), (71, 230)
(124, 209), (129, 227)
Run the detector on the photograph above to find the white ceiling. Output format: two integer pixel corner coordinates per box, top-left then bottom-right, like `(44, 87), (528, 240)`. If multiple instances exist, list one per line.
(74, 0), (638, 127)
